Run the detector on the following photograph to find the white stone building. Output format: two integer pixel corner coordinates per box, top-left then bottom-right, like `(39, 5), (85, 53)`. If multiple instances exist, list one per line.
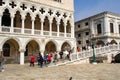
(75, 11), (120, 48)
(0, 0), (76, 64)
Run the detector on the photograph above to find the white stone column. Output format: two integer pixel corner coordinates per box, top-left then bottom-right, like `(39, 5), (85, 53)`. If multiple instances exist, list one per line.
(41, 21), (44, 36)
(115, 18), (119, 36)
(40, 50), (44, 57)
(22, 17), (25, 34)
(57, 23), (60, 37)
(20, 50), (25, 65)
(49, 21), (52, 36)
(32, 19), (35, 35)
(11, 16), (14, 33)
(0, 15), (2, 32)
(64, 23), (67, 37)
(90, 19), (95, 37)
(104, 15), (110, 36)
(71, 22), (74, 38)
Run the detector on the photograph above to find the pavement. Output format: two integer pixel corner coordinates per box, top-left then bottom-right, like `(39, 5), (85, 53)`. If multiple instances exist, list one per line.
(0, 63), (120, 80)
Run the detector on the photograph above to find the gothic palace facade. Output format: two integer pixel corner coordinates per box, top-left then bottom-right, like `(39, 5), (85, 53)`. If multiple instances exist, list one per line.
(0, 0), (76, 64)
(75, 11), (120, 48)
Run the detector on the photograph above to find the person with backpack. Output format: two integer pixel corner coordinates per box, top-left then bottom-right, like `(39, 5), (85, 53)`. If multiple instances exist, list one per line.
(36, 55), (40, 66)
(39, 55), (44, 68)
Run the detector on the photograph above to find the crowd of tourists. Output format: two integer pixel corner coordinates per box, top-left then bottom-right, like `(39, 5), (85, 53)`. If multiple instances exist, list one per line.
(29, 50), (72, 68)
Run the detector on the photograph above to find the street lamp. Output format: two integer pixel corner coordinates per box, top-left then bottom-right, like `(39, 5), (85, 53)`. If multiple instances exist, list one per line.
(91, 41), (97, 64)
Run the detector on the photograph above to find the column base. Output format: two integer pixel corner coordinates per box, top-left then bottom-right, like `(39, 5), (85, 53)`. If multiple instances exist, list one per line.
(92, 62), (97, 64)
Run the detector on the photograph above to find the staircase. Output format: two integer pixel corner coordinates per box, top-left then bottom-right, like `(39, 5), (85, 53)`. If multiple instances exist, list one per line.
(49, 44), (120, 67)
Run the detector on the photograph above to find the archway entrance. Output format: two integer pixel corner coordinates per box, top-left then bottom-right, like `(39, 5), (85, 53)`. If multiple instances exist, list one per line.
(110, 40), (117, 44)
(96, 40), (105, 47)
(2, 39), (19, 64)
(61, 42), (71, 51)
(115, 53), (120, 63)
(45, 41), (56, 54)
(25, 40), (39, 62)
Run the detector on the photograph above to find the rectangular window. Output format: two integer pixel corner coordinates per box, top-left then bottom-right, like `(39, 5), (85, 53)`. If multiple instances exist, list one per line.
(78, 41), (81, 44)
(97, 24), (102, 34)
(78, 34), (81, 37)
(110, 23), (114, 33)
(85, 22), (88, 26)
(78, 24), (80, 28)
(119, 25), (120, 34)
(86, 32), (89, 35)
(86, 40), (89, 44)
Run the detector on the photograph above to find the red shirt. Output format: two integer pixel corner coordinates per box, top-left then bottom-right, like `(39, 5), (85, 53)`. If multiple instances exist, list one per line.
(30, 56), (35, 62)
(47, 55), (52, 60)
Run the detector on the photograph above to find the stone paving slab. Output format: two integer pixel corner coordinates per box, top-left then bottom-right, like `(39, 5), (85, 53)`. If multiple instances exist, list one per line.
(0, 63), (120, 80)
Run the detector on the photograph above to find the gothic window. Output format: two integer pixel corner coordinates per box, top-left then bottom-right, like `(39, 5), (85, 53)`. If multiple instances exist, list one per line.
(14, 11), (22, 28)
(110, 23), (114, 33)
(52, 18), (57, 32)
(59, 19), (64, 32)
(2, 9), (11, 26)
(97, 24), (102, 34)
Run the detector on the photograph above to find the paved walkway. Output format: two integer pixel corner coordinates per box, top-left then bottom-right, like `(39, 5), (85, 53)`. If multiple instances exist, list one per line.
(0, 63), (120, 80)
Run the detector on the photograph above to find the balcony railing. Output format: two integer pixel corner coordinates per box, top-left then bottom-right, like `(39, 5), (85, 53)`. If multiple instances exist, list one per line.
(2, 26), (10, 32)
(14, 27), (22, 33)
(52, 31), (57, 36)
(1, 26), (72, 38)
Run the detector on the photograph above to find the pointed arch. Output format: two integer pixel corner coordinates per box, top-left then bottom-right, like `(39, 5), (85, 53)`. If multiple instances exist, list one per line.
(66, 20), (71, 33)
(96, 40), (105, 46)
(25, 13), (32, 29)
(45, 40), (57, 54)
(44, 16), (49, 31)
(14, 11), (22, 28)
(52, 17), (57, 32)
(110, 40), (117, 44)
(61, 41), (72, 51)
(1, 38), (20, 63)
(24, 39), (40, 57)
(59, 19), (64, 32)
(34, 14), (41, 30)
(2, 9), (11, 26)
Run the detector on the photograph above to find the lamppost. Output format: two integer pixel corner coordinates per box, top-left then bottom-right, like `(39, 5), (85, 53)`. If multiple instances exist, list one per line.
(91, 41), (97, 64)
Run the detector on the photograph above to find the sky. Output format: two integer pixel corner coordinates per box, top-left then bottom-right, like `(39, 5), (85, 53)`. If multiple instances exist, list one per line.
(74, 0), (120, 22)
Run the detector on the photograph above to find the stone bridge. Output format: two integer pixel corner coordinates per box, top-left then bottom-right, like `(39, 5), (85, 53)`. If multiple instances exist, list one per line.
(50, 44), (120, 67)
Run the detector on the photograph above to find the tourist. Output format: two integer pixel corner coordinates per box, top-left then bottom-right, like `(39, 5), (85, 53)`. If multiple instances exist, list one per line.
(39, 55), (44, 68)
(36, 55), (40, 65)
(43, 54), (48, 66)
(77, 47), (81, 52)
(111, 54), (115, 64)
(59, 51), (63, 59)
(47, 54), (52, 64)
(0, 54), (4, 72)
(53, 51), (58, 63)
(30, 55), (35, 67)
